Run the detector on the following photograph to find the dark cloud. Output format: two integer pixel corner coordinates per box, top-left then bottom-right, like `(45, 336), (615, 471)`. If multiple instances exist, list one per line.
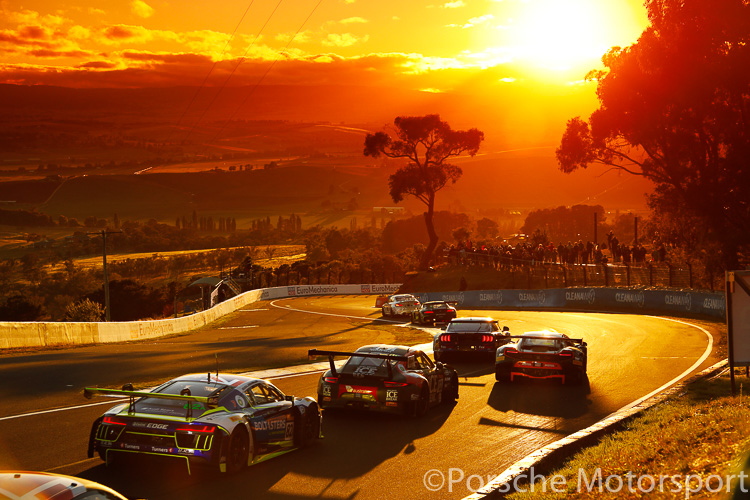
(28, 49), (91, 58)
(77, 61), (117, 69)
(121, 51), (211, 64)
(104, 25), (138, 40)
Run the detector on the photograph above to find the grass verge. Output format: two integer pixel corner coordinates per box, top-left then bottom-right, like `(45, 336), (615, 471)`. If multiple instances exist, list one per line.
(507, 371), (750, 499)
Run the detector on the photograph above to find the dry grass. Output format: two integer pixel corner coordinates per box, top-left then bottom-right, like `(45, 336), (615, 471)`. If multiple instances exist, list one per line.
(508, 373), (750, 499)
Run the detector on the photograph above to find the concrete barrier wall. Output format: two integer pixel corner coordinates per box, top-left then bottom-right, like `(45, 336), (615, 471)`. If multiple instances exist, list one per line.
(0, 284), (402, 350)
(411, 288), (726, 319)
(0, 283), (723, 350)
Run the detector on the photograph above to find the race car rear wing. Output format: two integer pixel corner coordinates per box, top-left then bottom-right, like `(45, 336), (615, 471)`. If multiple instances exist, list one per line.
(307, 349), (409, 379)
(84, 386), (219, 419)
(506, 335), (586, 344)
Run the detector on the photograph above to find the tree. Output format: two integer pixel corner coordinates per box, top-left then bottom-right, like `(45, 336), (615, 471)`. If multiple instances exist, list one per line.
(364, 115), (484, 270)
(63, 298), (104, 322)
(556, 0), (750, 269)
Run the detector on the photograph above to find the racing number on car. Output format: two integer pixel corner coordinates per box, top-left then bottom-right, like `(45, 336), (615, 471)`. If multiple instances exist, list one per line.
(353, 365), (377, 377)
(285, 419), (294, 441)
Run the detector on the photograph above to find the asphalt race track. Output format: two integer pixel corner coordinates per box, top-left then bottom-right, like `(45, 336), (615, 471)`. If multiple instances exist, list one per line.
(0, 295), (721, 499)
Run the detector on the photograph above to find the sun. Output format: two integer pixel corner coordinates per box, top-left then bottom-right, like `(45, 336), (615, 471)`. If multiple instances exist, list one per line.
(511, 0), (615, 73)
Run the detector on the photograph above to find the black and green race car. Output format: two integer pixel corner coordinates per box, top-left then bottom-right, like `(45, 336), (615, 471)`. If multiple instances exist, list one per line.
(85, 372), (321, 474)
(494, 330), (588, 385)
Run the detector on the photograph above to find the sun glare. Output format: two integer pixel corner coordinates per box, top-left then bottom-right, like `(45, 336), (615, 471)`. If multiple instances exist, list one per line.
(511, 0), (614, 73)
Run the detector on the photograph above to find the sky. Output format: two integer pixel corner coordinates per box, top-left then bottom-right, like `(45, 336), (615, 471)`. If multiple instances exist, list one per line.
(0, 0), (650, 90)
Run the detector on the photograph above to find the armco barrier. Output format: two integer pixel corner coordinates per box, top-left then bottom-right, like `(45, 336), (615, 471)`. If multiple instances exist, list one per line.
(0, 284), (723, 350)
(0, 283), (402, 350)
(410, 288), (726, 319)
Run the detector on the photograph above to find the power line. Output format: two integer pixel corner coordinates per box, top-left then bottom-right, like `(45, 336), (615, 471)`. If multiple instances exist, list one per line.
(168, 1), (257, 146)
(182, 0), (285, 145)
(205, 0), (326, 147)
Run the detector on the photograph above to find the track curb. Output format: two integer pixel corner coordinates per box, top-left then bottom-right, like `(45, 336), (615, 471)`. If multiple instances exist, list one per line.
(464, 359), (729, 499)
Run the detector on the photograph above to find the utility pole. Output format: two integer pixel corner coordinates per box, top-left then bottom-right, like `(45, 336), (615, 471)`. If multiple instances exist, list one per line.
(634, 216), (639, 245)
(593, 212), (598, 245)
(88, 229), (122, 321)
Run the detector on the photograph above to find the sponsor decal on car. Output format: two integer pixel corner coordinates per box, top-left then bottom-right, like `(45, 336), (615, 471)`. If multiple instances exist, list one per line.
(253, 418), (288, 431)
(386, 389), (398, 402)
(132, 422), (169, 430)
(322, 385), (331, 397)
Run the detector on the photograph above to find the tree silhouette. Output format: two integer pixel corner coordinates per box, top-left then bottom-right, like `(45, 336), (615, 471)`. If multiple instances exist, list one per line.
(364, 115), (484, 270)
(556, 0), (750, 269)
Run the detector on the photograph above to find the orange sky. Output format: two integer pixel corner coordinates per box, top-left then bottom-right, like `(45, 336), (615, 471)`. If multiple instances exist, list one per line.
(0, 0), (649, 90)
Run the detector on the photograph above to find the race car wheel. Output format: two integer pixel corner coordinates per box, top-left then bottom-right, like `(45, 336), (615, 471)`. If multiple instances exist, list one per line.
(414, 385), (429, 418)
(565, 369), (585, 386)
(382, 306), (390, 318)
(441, 371), (459, 403)
(226, 428), (251, 474)
(495, 367), (511, 383)
(294, 406), (320, 447)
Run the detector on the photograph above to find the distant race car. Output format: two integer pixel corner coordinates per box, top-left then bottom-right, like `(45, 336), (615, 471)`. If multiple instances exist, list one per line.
(84, 372), (321, 474)
(495, 330), (588, 385)
(411, 300), (458, 325)
(433, 317), (510, 361)
(381, 294), (421, 318)
(0, 471), (130, 500)
(309, 344), (459, 417)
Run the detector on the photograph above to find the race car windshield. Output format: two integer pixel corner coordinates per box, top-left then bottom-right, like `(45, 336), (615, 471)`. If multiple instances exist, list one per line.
(446, 322), (491, 333)
(519, 338), (560, 351)
(156, 381), (226, 398)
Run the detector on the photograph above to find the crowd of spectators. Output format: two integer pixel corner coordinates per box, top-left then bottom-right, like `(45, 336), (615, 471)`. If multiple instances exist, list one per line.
(442, 231), (668, 268)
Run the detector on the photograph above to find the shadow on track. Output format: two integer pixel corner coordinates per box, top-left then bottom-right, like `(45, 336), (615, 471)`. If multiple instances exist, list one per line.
(77, 403), (457, 500)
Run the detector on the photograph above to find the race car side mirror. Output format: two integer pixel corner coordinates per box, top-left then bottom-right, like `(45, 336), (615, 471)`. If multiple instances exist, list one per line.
(285, 395), (294, 402)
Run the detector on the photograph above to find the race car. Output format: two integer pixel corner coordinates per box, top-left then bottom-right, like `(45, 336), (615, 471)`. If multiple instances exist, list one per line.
(433, 317), (510, 362)
(381, 294), (421, 318)
(0, 471), (130, 500)
(411, 300), (458, 325)
(84, 372), (321, 474)
(309, 344), (459, 417)
(495, 330), (588, 385)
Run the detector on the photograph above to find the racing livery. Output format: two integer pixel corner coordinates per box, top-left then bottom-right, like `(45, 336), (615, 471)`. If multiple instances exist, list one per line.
(433, 317), (510, 361)
(495, 330), (588, 384)
(84, 373), (321, 474)
(411, 301), (458, 326)
(309, 345), (459, 417)
(0, 472), (130, 500)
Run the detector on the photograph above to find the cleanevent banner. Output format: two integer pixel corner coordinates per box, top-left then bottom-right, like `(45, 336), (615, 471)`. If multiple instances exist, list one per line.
(260, 283), (401, 301)
(409, 288), (726, 319)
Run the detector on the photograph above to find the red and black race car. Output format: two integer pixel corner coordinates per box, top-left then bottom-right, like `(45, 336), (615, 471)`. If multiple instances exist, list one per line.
(309, 344), (459, 417)
(494, 330), (588, 385)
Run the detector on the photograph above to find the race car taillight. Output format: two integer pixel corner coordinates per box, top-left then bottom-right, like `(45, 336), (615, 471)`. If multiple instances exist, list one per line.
(504, 347), (518, 356)
(384, 381), (408, 387)
(425, 311), (434, 314)
(97, 416), (127, 441)
(559, 352), (573, 358)
(176, 425), (215, 433)
(324, 376), (338, 383)
(482, 335), (494, 343)
(103, 416), (126, 426)
(439, 334), (453, 342)
(176, 425), (215, 450)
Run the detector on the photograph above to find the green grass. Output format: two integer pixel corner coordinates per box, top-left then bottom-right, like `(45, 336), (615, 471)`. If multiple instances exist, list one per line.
(508, 372), (750, 499)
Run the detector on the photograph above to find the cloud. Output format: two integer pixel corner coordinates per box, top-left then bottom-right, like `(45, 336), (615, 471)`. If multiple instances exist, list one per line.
(322, 33), (368, 47)
(121, 50), (212, 65)
(131, 0), (154, 18)
(77, 60), (117, 69)
(447, 14), (495, 29)
(27, 48), (92, 58)
(88, 7), (106, 15)
(340, 17), (368, 24)
(443, 1), (465, 8)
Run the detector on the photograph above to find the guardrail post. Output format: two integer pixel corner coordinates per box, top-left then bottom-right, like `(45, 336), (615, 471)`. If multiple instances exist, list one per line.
(649, 263), (654, 286)
(603, 264), (608, 286)
(583, 265), (587, 286)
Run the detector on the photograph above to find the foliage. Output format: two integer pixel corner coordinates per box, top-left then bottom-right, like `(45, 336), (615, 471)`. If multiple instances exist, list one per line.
(381, 212), (472, 254)
(63, 298), (104, 322)
(85, 279), (166, 321)
(364, 115), (484, 270)
(520, 205), (606, 243)
(0, 294), (44, 321)
(556, 0), (750, 268)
